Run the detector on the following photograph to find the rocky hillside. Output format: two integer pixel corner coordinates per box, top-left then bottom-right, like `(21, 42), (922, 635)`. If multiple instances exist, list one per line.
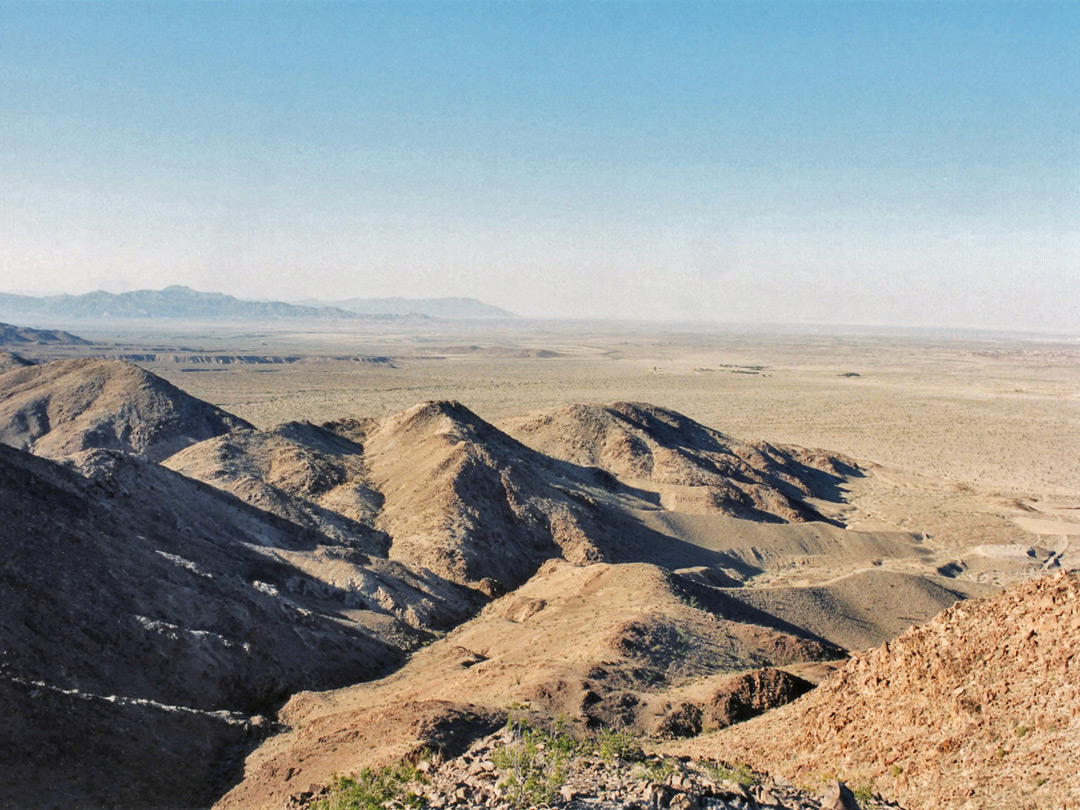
(0, 443), (466, 808)
(164, 420), (390, 553)
(0, 358), (252, 461)
(674, 570), (1080, 809)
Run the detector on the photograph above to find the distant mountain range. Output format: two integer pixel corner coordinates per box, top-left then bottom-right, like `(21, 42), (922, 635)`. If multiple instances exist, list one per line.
(296, 296), (516, 319)
(0, 286), (516, 322)
(0, 286), (374, 322)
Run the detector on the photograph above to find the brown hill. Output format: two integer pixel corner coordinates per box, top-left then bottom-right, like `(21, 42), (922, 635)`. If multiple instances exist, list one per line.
(0, 350), (34, 373)
(0, 358), (252, 461)
(167, 402), (608, 592)
(500, 402), (856, 523)
(359, 401), (607, 589)
(0, 321), (89, 345)
(673, 569), (1080, 809)
(0, 442), (477, 809)
(215, 560), (842, 810)
(172, 401), (883, 598)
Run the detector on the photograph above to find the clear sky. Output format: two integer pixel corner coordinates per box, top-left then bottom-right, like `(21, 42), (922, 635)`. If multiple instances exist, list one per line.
(1, 1), (1077, 332)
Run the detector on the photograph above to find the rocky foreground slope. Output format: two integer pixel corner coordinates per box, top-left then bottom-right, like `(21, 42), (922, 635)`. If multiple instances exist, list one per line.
(671, 570), (1080, 810)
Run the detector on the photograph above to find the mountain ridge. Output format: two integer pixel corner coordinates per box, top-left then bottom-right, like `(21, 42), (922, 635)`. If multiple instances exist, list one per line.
(0, 286), (383, 322)
(0, 357), (253, 462)
(0, 286), (513, 321)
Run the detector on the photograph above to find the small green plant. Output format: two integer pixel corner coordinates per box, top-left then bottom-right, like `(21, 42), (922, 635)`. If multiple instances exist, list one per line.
(853, 784), (874, 805)
(491, 716), (573, 809)
(889, 764), (903, 778)
(591, 726), (644, 763)
(312, 761), (427, 810)
(634, 757), (678, 782)
(702, 760), (757, 787)
(1015, 725), (1030, 738)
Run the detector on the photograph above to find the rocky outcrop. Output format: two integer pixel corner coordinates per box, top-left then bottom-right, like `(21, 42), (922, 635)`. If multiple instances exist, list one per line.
(287, 725), (901, 810)
(652, 668), (815, 738)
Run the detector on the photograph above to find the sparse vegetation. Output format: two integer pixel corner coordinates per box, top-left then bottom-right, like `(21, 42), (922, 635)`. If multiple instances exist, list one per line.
(491, 716), (574, 808)
(590, 726), (644, 763)
(853, 783), (874, 805)
(634, 757), (679, 782)
(312, 762), (427, 810)
(702, 760), (758, 787)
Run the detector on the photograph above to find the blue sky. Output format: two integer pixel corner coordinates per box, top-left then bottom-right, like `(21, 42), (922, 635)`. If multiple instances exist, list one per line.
(1, 1), (1077, 331)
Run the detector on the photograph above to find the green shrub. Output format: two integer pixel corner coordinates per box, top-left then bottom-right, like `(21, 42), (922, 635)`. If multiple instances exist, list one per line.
(591, 727), (644, 763)
(853, 784), (874, 805)
(634, 757), (678, 782)
(491, 717), (572, 809)
(311, 761), (427, 810)
(702, 760), (758, 787)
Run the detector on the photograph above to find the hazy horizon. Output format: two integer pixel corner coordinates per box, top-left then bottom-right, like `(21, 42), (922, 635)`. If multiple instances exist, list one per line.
(2, 1), (1077, 333)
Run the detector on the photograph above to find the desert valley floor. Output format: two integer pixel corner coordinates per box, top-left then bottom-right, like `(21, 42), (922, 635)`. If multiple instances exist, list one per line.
(1, 319), (1078, 810)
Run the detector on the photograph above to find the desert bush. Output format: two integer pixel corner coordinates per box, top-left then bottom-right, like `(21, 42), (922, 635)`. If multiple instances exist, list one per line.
(312, 761), (427, 810)
(491, 716), (573, 808)
(634, 756), (679, 782)
(702, 760), (758, 787)
(590, 726), (644, 763)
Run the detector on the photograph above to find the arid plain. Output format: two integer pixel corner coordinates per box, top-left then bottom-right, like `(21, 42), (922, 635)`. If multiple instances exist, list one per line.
(71, 319), (1080, 559)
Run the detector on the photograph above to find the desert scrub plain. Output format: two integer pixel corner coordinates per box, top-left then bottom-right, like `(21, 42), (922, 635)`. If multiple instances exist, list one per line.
(82, 319), (1080, 558)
